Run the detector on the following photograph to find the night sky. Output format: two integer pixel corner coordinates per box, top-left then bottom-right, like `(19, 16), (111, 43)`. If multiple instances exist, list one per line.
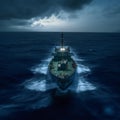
(0, 0), (120, 32)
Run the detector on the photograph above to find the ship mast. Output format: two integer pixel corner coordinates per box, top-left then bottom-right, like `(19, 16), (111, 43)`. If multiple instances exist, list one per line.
(61, 32), (64, 48)
(60, 32), (65, 52)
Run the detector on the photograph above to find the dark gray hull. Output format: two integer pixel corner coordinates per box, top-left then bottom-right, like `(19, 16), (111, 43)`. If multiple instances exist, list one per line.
(49, 69), (76, 90)
(48, 33), (77, 90)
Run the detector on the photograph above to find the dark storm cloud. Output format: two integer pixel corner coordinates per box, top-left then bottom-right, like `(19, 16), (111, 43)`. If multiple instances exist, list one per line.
(0, 0), (92, 20)
(0, 19), (31, 31)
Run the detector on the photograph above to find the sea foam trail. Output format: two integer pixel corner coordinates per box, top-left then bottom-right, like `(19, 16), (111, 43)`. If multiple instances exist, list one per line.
(25, 48), (96, 93)
(26, 79), (46, 92)
(0, 48), (97, 116)
(25, 79), (57, 92)
(77, 65), (90, 74)
(76, 77), (96, 92)
(31, 58), (51, 75)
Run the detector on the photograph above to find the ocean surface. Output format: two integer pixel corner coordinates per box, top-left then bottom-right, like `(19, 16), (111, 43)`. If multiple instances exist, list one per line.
(0, 32), (120, 120)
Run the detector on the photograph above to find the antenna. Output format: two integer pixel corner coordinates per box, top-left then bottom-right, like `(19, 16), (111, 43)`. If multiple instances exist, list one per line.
(61, 32), (64, 47)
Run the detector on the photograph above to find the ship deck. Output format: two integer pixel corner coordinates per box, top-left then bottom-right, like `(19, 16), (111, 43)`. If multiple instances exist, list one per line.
(49, 59), (76, 79)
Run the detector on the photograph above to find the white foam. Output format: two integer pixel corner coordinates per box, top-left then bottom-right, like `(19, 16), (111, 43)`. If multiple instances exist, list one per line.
(27, 48), (96, 93)
(71, 49), (83, 60)
(71, 48), (91, 74)
(31, 58), (51, 75)
(75, 58), (84, 62)
(70, 49), (96, 92)
(31, 64), (48, 74)
(77, 65), (90, 74)
(25, 78), (57, 92)
(41, 57), (52, 62)
(26, 80), (46, 92)
(76, 77), (96, 93)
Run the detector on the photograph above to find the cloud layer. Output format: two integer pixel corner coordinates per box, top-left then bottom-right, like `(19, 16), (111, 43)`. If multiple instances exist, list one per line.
(0, 0), (92, 20)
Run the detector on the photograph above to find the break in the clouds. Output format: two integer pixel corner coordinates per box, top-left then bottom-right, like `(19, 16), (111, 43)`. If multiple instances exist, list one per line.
(0, 0), (120, 32)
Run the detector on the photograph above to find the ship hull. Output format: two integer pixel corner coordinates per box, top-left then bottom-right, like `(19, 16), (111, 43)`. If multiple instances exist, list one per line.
(48, 69), (76, 90)
(47, 33), (77, 91)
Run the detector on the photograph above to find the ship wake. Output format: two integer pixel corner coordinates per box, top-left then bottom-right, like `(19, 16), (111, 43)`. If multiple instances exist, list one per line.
(25, 50), (96, 94)
(0, 49), (97, 116)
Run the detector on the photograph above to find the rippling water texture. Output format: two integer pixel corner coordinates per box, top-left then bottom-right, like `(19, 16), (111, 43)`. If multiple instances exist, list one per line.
(0, 32), (120, 120)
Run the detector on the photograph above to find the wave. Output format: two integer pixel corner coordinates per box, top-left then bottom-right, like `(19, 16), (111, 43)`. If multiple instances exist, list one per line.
(76, 77), (96, 92)
(0, 47), (97, 117)
(25, 49), (96, 93)
(31, 58), (51, 75)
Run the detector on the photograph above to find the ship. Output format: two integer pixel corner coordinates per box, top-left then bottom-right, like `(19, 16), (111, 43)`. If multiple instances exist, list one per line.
(48, 33), (77, 90)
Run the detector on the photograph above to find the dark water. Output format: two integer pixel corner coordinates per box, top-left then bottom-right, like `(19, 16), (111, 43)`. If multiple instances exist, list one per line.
(0, 32), (120, 120)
